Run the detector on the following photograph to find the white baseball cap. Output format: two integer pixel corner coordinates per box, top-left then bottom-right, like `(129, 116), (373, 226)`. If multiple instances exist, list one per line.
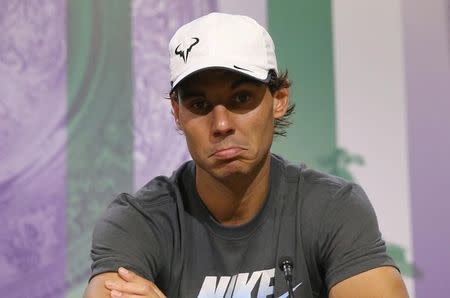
(169, 12), (278, 89)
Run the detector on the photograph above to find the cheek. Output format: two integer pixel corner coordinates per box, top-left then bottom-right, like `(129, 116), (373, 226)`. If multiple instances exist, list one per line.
(178, 108), (202, 136)
(181, 118), (209, 154)
(245, 104), (274, 140)
(258, 118), (275, 148)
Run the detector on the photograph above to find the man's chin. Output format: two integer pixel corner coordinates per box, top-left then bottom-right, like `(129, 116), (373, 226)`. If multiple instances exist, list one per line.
(209, 159), (250, 179)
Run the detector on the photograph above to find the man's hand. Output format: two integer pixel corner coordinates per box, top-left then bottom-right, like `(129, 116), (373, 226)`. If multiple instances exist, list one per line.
(83, 268), (166, 298)
(104, 267), (166, 298)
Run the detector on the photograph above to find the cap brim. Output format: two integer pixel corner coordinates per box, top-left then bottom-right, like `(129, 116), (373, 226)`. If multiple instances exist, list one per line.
(171, 60), (271, 91)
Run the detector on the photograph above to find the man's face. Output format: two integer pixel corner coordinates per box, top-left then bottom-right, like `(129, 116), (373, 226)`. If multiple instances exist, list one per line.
(171, 69), (289, 180)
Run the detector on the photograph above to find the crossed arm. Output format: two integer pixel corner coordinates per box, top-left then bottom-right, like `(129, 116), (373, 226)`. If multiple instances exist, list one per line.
(83, 267), (165, 298)
(84, 265), (408, 297)
(329, 266), (409, 298)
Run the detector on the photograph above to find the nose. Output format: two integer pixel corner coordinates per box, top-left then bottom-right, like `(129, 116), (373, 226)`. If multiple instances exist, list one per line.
(211, 105), (234, 138)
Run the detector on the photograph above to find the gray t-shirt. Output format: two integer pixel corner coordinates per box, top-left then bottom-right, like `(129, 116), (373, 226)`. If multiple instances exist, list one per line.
(90, 154), (397, 297)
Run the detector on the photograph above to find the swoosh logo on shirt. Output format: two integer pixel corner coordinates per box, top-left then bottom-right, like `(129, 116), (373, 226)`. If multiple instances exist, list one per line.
(278, 282), (303, 298)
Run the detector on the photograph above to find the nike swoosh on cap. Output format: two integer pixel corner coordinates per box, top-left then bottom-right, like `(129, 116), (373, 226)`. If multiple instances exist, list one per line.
(278, 282), (303, 298)
(233, 65), (253, 72)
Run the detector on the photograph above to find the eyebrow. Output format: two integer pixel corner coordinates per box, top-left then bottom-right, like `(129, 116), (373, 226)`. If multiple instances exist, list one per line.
(178, 76), (263, 99)
(178, 90), (205, 101)
(230, 77), (263, 89)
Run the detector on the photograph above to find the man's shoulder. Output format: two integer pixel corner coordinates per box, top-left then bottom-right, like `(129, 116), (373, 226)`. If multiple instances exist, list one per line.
(115, 161), (192, 211)
(301, 166), (352, 193)
(274, 154), (359, 204)
(134, 175), (178, 205)
(274, 154), (350, 188)
(137, 161), (191, 203)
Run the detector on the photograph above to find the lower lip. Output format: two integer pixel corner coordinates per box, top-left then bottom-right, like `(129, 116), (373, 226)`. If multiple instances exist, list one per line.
(212, 148), (243, 160)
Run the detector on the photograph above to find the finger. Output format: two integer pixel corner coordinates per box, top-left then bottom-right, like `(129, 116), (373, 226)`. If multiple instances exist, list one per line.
(106, 279), (166, 297)
(116, 268), (166, 298)
(111, 290), (142, 298)
(105, 280), (152, 295)
(117, 267), (152, 285)
(117, 267), (136, 282)
(110, 289), (163, 298)
(110, 289), (123, 298)
(151, 285), (166, 298)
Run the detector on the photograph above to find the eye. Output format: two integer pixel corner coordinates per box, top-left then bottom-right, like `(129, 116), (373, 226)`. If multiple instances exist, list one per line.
(187, 98), (212, 114)
(192, 100), (207, 109)
(233, 93), (252, 104)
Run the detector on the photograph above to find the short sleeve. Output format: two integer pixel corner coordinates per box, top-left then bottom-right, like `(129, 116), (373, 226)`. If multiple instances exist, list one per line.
(89, 193), (162, 281)
(318, 183), (397, 291)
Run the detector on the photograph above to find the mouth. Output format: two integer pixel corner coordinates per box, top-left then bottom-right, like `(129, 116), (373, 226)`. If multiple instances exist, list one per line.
(210, 147), (245, 160)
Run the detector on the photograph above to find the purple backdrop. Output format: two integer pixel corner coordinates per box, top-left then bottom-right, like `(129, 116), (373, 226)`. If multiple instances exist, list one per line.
(404, 0), (450, 296)
(0, 0), (67, 297)
(132, 0), (216, 189)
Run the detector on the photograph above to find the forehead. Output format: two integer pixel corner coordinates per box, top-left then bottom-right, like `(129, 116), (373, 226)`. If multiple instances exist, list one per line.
(177, 69), (263, 91)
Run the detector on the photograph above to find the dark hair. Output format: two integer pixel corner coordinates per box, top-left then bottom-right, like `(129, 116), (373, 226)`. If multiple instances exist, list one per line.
(267, 69), (295, 137)
(169, 69), (295, 137)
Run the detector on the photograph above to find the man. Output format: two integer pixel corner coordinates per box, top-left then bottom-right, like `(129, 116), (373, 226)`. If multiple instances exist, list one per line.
(84, 12), (408, 298)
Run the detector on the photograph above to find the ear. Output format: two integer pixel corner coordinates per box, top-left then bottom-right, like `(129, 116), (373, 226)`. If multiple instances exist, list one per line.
(171, 98), (183, 131)
(272, 87), (289, 119)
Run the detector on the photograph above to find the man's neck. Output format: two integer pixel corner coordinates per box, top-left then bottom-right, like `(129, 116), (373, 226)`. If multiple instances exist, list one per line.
(195, 155), (271, 226)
